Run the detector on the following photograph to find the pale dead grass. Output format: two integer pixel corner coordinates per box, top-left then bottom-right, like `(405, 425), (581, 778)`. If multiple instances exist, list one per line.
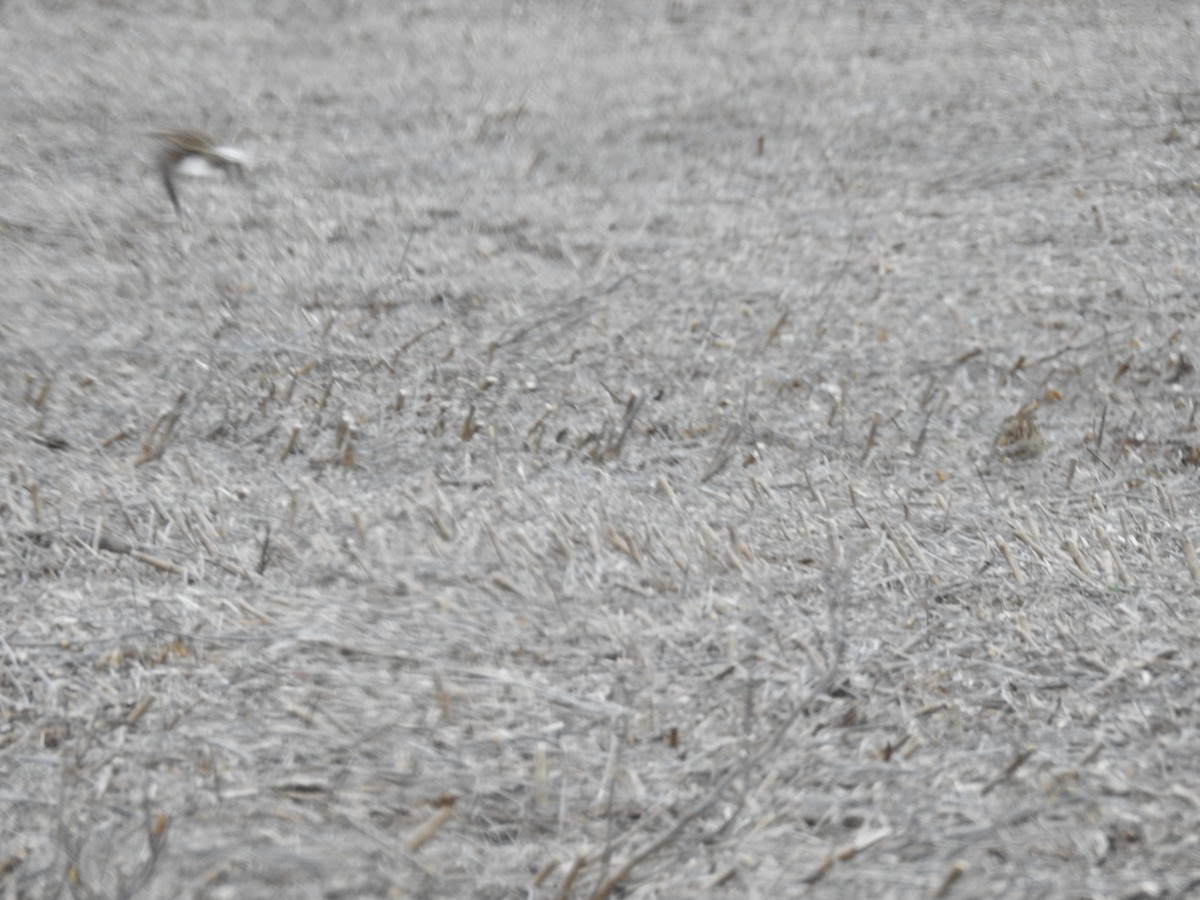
(3, 1), (1200, 898)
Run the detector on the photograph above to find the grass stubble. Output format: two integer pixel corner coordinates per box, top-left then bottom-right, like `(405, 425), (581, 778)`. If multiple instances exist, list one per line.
(3, 1), (1200, 898)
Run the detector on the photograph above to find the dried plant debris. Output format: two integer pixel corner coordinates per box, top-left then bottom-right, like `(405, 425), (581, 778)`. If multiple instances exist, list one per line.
(994, 400), (1046, 461)
(6, 4), (1200, 900)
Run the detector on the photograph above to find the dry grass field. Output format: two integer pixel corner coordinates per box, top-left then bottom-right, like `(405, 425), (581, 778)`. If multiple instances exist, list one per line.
(4, 1), (1200, 897)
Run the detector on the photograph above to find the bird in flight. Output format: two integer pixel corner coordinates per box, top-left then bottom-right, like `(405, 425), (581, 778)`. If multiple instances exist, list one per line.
(152, 129), (248, 214)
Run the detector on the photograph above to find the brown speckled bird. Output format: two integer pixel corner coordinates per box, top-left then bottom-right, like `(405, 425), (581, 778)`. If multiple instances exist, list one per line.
(995, 401), (1046, 461)
(152, 129), (248, 214)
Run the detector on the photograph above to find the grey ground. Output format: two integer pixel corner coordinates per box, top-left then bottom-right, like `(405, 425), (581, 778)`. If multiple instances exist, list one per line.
(3, 1), (1200, 897)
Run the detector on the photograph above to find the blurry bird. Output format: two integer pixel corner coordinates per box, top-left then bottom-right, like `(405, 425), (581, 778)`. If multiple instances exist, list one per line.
(152, 129), (248, 214)
(995, 401), (1046, 461)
